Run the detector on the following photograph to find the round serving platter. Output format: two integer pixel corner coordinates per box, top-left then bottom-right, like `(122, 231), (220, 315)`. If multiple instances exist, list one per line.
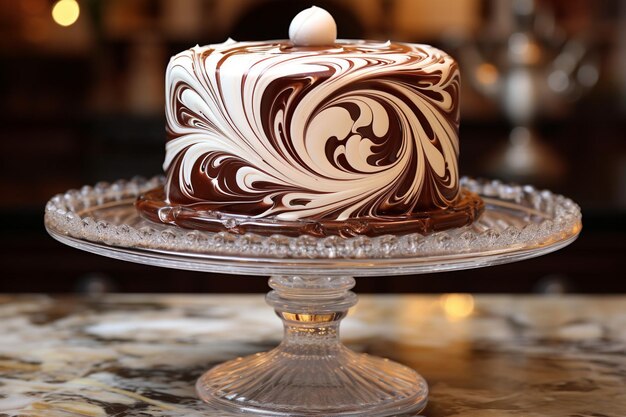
(44, 176), (582, 276)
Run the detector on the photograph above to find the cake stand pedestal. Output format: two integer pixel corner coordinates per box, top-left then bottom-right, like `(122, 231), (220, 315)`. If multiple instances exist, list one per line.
(45, 177), (581, 417)
(199, 274), (426, 417)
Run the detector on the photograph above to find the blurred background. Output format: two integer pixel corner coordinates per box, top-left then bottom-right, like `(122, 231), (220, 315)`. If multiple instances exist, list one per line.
(1, 0), (624, 294)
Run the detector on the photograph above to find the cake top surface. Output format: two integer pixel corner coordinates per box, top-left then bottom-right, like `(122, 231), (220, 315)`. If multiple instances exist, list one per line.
(188, 38), (447, 59)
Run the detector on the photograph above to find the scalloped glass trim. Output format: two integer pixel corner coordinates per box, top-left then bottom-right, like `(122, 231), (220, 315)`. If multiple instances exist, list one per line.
(44, 176), (582, 260)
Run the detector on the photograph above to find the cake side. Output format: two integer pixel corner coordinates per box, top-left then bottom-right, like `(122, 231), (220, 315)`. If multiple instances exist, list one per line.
(163, 39), (461, 222)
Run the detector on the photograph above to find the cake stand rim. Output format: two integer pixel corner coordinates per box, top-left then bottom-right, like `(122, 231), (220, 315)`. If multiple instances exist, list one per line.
(44, 176), (582, 276)
(45, 226), (579, 276)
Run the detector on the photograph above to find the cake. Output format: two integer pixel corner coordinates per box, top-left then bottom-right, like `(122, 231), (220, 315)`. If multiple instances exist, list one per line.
(137, 6), (483, 237)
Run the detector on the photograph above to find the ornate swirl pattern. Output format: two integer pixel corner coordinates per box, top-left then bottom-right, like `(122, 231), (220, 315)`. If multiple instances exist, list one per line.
(164, 40), (461, 221)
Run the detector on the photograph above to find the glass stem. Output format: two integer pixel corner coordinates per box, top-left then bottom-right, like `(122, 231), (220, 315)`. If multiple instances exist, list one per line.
(266, 276), (357, 355)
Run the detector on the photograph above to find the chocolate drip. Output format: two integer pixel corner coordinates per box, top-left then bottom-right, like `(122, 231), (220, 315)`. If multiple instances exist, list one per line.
(137, 187), (484, 238)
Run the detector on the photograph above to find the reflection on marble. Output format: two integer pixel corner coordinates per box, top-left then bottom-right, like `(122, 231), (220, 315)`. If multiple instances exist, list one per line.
(0, 295), (624, 416)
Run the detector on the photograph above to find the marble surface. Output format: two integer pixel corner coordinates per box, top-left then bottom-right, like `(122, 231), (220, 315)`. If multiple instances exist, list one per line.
(0, 294), (624, 416)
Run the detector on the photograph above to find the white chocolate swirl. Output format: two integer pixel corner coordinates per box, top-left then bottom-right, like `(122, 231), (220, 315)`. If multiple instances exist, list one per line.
(164, 40), (461, 221)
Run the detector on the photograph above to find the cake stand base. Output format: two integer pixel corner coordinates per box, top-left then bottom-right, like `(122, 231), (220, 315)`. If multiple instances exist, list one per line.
(196, 276), (427, 416)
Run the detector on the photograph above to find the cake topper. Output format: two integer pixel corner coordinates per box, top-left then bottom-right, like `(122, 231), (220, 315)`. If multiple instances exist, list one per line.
(289, 6), (337, 46)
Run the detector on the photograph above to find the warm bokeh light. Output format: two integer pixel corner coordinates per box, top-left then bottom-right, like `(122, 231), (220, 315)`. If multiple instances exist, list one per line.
(476, 63), (499, 86)
(440, 294), (474, 320)
(51, 0), (80, 27)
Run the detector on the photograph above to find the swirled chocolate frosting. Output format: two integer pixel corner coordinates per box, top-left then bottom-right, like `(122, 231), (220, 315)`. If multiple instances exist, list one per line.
(163, 39), (461, 222)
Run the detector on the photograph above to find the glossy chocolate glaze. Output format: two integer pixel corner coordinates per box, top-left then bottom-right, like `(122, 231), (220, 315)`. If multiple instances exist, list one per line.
(136, 187), (484, 238)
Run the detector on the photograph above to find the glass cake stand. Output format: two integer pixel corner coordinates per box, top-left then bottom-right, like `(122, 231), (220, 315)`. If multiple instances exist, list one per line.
(45, 176), (581, 417)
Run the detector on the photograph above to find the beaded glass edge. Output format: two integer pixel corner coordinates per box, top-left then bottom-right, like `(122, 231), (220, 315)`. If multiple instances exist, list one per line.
(44, 176), (582, 260)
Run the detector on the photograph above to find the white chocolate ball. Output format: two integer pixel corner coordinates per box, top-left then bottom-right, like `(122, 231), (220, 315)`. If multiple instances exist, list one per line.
(289, 6), (337, 47)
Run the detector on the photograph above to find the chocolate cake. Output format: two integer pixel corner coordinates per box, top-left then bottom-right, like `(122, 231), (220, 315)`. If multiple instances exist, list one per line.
(137, 6), (483, 237)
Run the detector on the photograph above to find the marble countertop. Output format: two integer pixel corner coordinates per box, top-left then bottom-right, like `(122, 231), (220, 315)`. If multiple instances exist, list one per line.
(0, 294), (624, 416)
